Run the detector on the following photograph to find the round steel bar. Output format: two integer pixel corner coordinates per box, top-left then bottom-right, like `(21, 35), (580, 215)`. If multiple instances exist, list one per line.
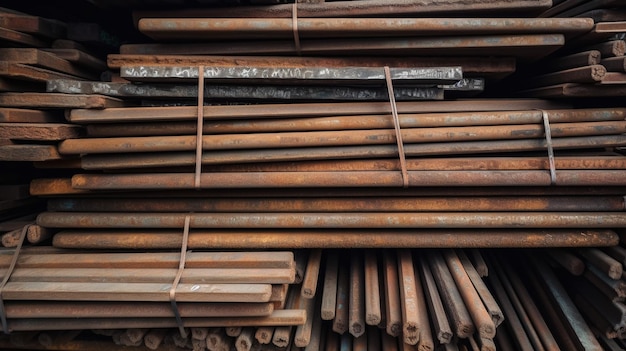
(50, 229), (619, 249)
(69, 170), (626, 189)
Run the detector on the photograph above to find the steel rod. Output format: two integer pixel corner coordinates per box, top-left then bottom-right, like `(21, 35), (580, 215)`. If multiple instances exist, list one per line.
(349, 251), (365, 338)
(382, 250), (402, 337)
(456, 251), (503, 327)
(82, 108), (626, 137)
(7, 310), (306, 331)
(301, 249), (322, 299)
(418, 255), (452, 344)
(46, 195), (626, 213)
(59, 121), (626, 154)
(332, 257), (349, 334)
(364, 250), (382, 327)
(321, 251), (338, 320)
(1, 282), (273, 302)
(50, 229), (619, 249)
(137, 18), (592, 41)
(397, 249), (420, 345)
(443, 250), (496, 338)
(68, 99), (566, 124)
(37, 211), (626, 229)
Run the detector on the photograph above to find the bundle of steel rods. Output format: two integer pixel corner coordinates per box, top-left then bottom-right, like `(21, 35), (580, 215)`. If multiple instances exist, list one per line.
(0, 248), (301, 332)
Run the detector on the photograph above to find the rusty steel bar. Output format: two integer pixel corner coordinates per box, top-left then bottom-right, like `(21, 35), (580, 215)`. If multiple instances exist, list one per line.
(456, 251), (503, 327)
(602, 57), (626, 72)
(294, 290), (316, 348)
(397, 249), (420, 345)
(254, 327), (273, 345)
(235, 328), (253, 351)
(37, 211), (626, 229)
(144, 329), (169, 350)
(7, 310), (306, 331)
(120, 65), (462, 85)
(576, 248), (623, 280)
(486, 257), (535, 351)
(469, 250), (488, 277)
(382, 250), (402, 337)
(83, 108), (626, 137)
(418, 255), (452, 344)
(428, 251), (474, 339)
(294, 251), (307, 284)
(332, 257), (349, 334)
(80, 154), (626, 172)
(494, 260), (545, 351)
(46, 195), (626, 213)
(271, 287), (299, 348)
(525, 65), (607, 87)
(117, 34), (565, 58)
(105, 54), (516, 77)
(501, 259), (561, 351)
(50, 229), (619, 249)
(76, 135), (626, 170)
(349, 251), (365, 338)
(29, 178), (626, 197)
(442, 250), (495, 338)
(411, 254), (434, 351)
(321, 251), (338, 321)
(529, 256), (604, 351)
(545, 50), (602, 72)
(137, 18), (592, 41)
(1, 281), (273, 302)
(364, 250), (381, 326)
(68, 169), (626, 189)
(585, 263), (626, 301)
(68, 99), (566, 124)
(133, 0), (552, 20)
(0, 250), (294, 269)
(547, 248), (585, 276)
(303, 297), (322, 351)
(6, 267), (295, 284)
(59, 120), (626, 154)
(301, 249), (322, 299)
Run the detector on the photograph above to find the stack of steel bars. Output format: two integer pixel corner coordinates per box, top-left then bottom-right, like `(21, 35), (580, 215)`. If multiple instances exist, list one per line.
(0, 0), (626, 350)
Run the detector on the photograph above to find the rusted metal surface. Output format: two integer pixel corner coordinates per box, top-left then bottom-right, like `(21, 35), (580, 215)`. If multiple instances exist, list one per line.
(63, 169), (626, 189)
(107, 54), (516, 78)
(443, 250), (495, 338)
(36, 211), (626, 229)
(132, 0), (553, 20)
(397, 249), (419, 345)
(6, 301), (274, 319)
(50, 229), (619, 249)
(349, 251), (365, 338)
(46, 195), (626, 213)
(120, 66), (463, 85)
(81, 107), (626, 138)
(7, 310), (306, 331)
(47, 79), (446, 102)
(428, 251), (474, 338)
(418, 255), (452, 344)
(67, 99), (567, 124)
(119, 34), (565, 59)
(58, 121), (626, 154)
(137, 18), (592, 40)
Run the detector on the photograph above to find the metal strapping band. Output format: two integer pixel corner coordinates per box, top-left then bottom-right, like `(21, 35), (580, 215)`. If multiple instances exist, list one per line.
(169, 215), (191, 338)
(0, 223), (32, 334)
(194, 66), (205, 189)
(292, 3), (302, 55)
(384, 66), (409, 188)
(539, 109), (557, 185)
